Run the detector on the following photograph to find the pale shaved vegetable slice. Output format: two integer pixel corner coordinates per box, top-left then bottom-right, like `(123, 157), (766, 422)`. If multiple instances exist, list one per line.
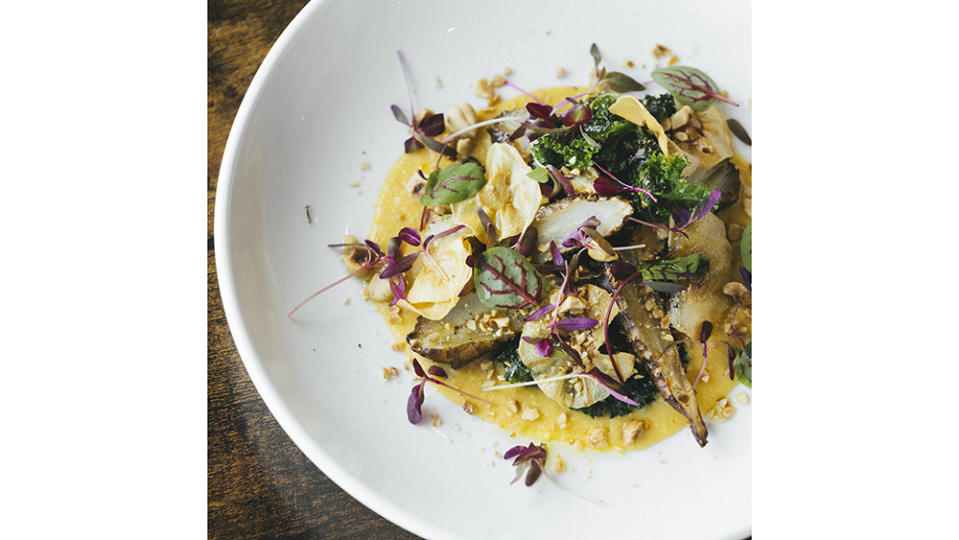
(406, 293), (526, 368)
(667, 213), (737, 338)
(402, 217), (474, 320)
(608, 95), (671, 156)
(672, 105), (735, 172)
(532, 195), (633, 257)
(451, 143), (545, 243)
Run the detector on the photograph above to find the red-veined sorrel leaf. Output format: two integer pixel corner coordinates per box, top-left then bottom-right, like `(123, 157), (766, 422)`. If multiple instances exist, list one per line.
(639, 253), (705, 282)
(407, 382), (425, 424)
(473, 247), (543, 310)
(419, 162), (487, 206)
(651, 65), (739, 111)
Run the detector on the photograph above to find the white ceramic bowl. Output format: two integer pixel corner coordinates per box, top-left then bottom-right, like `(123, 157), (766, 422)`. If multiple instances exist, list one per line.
(216, 0), (751, 538)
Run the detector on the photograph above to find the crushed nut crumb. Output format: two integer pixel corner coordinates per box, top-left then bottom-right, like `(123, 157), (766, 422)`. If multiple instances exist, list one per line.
(342, 298), (350, 305)
(520, 407), (540, 421)
(431, 413), (443, 427)
(391, 341), (405, 352)
(555, 67), (566, 79)
(432, 76), (442, 88)
(668, 55), (679, 66)
(651, 43), (671, 59)
(557, 412), (568, 428)
(587, 428), (607, 447)
(736, 392), (750, 404)
(381, 366), (399, 379)
(506, 399), (520, 415)
(462, 401), (475, 414)
(502, 66), (512, 76)
(348, 181), (360, 188)
(360, 162), (370, 170)
(626, 60), (635, 68)
(550, 454), (566, 473)
(708, 397), (736, 422)
(622, 419), (646, 444)
(490, 73), (506, 88)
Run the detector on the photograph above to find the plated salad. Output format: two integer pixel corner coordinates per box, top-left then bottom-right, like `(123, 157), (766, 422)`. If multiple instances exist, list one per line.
(290, 44), (751, 484)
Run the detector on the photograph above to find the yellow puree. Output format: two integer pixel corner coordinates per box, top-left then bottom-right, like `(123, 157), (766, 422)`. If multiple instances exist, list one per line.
(368, 87), (750, 452)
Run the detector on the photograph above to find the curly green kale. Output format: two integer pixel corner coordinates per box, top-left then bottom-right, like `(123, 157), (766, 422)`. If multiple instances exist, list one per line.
(640, 93), (677, 122)
(492, 343), (532, 384)
(529, 135), (597, 170)
(630, 153), (712, 223)
(574, 370), (659, 418)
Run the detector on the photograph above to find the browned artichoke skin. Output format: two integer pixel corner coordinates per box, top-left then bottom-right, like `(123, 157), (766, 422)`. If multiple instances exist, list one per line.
(603, 257), (709, 447)
(407, 324), (514, 368)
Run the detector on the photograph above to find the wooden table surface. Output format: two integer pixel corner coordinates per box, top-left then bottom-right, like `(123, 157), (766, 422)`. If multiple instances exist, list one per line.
(207, 1), (420, 537)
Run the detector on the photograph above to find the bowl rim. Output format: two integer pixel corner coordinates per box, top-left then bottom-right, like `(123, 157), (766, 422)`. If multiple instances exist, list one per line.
(213, 1), (451, 538)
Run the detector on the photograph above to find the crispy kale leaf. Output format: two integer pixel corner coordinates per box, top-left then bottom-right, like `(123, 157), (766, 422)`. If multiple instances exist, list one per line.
(630, 153), (712, 223)
(529, 135), (597, 170)
(575, 370), (659, 418)
(492, 342), (533, 384)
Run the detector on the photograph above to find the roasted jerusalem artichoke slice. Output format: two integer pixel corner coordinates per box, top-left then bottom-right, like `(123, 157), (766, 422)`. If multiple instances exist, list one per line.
(532, 195), (633, 258)
(603, 255), (709, 447)
(406, 293), (526, 368)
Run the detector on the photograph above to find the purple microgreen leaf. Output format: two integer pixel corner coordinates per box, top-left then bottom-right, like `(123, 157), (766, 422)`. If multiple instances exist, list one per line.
(562, 100), (592, 127)
(545, 165), (576, 196)
(699, 320), (714, 343)
(425, 224), (466, 247)
(508, 124), (527, 142)
(602, 71), (646, 92)
(535, 339), (554, 358)
(418, 205), (430, 231)
(407, 382), (425, 424)
(391, 104), (410, 126)
(525, 102), (553, 120)
(419, 113), (446, 136)
(583, 368), (640, 406)
(427, 365), (448, 379)
(386, 237), (402, 260)
(419, 162), (487, 206)
(515, 227), (538, 257)
(651, 65), (739, 111)
(525, 303), (557, 322)
(379, 252), (419, 279)
(740, 266), (752, 291)
(589, 42), (602, 68)
(388, 274), (407, 306)
(549, 241), (564, 266)
(397, 227), (422, 246)
(364, 240), (384, 258)
(688, 190), (723, 224)
(416, 133), (456, 157)
(556, 317), (599, 332)
(593, 176), (626, 196)
(609, 260), (637, 281)
(503, 445), (524, 461)
(554, 337), (582, 366)
(412, 358), (426, 377)
(404, 136), (423, 153)
(642, 280), (688, 294)
(525, 460), (542, 486)
(672, 208), (692, 228)
(478, 208), (498, 247)
(592, 161), (657, 202)
(473, 247), (544, 310)
(396, 50), (417, 120)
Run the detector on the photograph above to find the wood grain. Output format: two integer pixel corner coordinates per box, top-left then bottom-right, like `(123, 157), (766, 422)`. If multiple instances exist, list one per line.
(208, 2), (420, 538)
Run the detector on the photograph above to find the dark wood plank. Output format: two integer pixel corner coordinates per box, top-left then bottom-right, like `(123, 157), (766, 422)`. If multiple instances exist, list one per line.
(208, 2), (420, 538)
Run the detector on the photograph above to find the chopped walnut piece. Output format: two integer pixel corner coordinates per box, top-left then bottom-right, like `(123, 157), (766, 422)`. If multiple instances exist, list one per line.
(405, 172), (426, 197)
(360, 162), (370, 170)
(471, 78), (499, 105)
(622, 419), (646, 444)
(555, 67), (566, 78)
(502, 66), (512, 76)
(550, 454), (566, 473)
(651, 43), (671, 59)
(455, 138), (474, 160)
(431, 413), (443, 427)
(490, 73), (506, 88)
(462, 401), (475, 414)
(506, 399), (520, 415)
(708, 398), (736, 422)
(341, 235), (373, 275)
(520, 407), (540, 421)
(722, 282), (750, 304)
(445, 102), (478, 138)
(587, 428), (608, 447)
